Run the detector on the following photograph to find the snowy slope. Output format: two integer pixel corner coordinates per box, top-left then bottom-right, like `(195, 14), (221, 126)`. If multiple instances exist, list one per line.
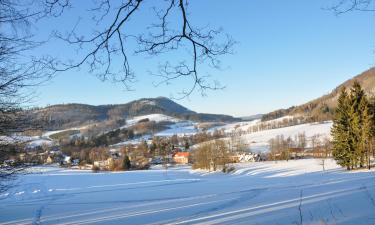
(209, 116), (295, 134)
(42, 124), (92, 138)
(125, 114), (180, 127)
(155, 121), (199, 137)
(243, 121), (332, 152)
(0, 135), (53, 148)
(1, 159), (375, 225)
(208, 119), (261, 133)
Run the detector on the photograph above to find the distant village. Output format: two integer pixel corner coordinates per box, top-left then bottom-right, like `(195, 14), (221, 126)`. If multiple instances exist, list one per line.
(2, 129), (335, 173)
(3, 137), (262, 172)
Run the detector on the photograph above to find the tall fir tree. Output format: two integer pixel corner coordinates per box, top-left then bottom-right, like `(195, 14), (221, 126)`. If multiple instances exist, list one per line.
(332, 82), (374, 170)
(360, 97), (373, 169)
(348, 81), (366, 168)
(332, 88), (351, 169)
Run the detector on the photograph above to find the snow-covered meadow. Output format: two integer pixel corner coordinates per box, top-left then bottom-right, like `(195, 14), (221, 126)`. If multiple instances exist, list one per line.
(242, 121), (332, 152)
(1, 159), (375, 225)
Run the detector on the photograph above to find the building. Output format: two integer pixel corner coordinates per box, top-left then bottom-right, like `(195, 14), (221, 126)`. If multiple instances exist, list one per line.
(93, 158), (114, 170)
(173, 152), (190, 164)
(46, 156), (54, 164)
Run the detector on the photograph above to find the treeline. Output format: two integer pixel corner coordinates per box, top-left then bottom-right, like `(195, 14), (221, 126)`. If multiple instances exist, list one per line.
(268, 133), (331, 160)
(60, 128), (136, 155)
(332, 82), (375, 170)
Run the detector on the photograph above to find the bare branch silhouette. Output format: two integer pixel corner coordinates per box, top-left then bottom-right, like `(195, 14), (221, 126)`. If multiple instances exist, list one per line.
(48, 0), (234, 97)
(329, 0), (375, 15)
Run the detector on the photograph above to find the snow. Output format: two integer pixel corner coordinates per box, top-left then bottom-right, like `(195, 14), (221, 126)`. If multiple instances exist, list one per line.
(155, 122), (199, 137)
(42, 125), (90, 138)
(42, 129), (71, 138)
(0, 135), (54, 148)
(124, 114), (180, 128)
(208, 116), (296, 134)
(26, 139), (54, 148)
(111, 135), (152, 147)
(243, 121), (332, 152)
(0, 135), (39, 144)
(1, 159), (375, 225)
(208, 119), (261, 133)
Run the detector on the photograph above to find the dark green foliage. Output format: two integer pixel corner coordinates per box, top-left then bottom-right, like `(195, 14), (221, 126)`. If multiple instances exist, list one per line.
(184, 141), (190, 150)
(332, 88), (351, 169)
(92, 129), (135, 146)
(122, 155), (131, 170)
(332, 82), (373, 170)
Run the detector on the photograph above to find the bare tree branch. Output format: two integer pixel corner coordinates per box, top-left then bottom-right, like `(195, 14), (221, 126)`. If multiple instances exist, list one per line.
(48, 0), (234, 97)
(329, 0), (375, 15)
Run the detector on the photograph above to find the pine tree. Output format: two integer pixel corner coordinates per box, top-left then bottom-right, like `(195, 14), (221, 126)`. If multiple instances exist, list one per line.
(360, 97), (373, 169)
(332, 88), (351, 169)
(348, 81), (366, 168)
(122, 155), (131, 170)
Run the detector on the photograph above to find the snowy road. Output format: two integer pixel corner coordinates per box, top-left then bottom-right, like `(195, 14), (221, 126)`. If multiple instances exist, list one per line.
(1, 159), (375, 225)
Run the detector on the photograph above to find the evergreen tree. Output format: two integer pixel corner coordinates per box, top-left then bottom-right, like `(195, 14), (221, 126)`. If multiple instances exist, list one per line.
(184, 141), (190, 150)
(348, 81), (366, 168)
(122, 155), (131, 170)
(360, 97), (373, 169)
(332, 82), (374, 170)
(332, 88), (351, 169)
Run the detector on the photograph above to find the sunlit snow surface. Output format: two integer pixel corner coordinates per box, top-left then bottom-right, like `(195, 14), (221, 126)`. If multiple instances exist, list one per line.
(1, 159), (375, 225)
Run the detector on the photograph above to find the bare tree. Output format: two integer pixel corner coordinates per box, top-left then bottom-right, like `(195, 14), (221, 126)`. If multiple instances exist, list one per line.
(0, 0), (58, 193)
(193, 139), (229, 171)
(321, 137), (332, 172)
(0, 0), (234, 192)
(44, 0), (234, 98)
(329, 0), (375, 14)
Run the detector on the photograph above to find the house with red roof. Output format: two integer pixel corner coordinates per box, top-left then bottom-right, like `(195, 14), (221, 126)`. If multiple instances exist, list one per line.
(173, 152), (190, 164)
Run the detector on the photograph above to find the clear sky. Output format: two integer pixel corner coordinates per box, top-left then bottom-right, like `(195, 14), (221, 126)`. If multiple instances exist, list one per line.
(32, 0), (375, 117)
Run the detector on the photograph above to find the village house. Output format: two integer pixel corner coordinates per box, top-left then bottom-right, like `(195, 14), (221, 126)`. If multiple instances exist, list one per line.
(229, 152), (260, 163)
(173, 152), (190, 164)
(93, 158), (114, 170)
(239, 153), (260, 162)
(79, 163), (93, 170)
(46, 156), (54, 164)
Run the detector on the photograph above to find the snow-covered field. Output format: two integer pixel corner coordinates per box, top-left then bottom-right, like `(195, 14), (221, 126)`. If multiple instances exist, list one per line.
(208, 116), (296, 134)
(243, 121), (332, 152)
(155, 122), (199, 137)
(1, 159), (375, 225)
(123, 114), (181, 129)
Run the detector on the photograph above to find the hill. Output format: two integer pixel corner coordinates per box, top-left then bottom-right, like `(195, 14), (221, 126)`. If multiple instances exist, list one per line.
(262, 67), (375, 122)
(30, 97), (240, 130)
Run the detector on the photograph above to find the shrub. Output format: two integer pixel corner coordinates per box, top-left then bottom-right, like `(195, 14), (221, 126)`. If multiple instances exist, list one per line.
(92, 165), (100, 173)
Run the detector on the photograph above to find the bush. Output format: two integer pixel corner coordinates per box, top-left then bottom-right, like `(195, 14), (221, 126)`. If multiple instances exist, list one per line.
(222, 165), (235, 173)
(92, 165), (100, 173)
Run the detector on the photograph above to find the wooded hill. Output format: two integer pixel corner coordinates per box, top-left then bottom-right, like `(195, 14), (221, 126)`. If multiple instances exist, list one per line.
(262, 67), (375, 122)
(29, 97), (240, 130)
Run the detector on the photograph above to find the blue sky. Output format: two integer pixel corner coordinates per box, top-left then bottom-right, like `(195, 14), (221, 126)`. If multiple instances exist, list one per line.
(33, 0), (375, 117)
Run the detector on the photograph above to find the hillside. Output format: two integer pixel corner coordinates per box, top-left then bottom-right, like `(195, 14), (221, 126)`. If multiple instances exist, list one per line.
(262, 67), (375, 122)
(30, 97), (240, 130)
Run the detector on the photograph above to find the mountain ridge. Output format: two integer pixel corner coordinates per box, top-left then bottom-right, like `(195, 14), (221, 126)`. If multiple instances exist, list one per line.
(262, 67), (375, 122)
(31, 97), (240, 130)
